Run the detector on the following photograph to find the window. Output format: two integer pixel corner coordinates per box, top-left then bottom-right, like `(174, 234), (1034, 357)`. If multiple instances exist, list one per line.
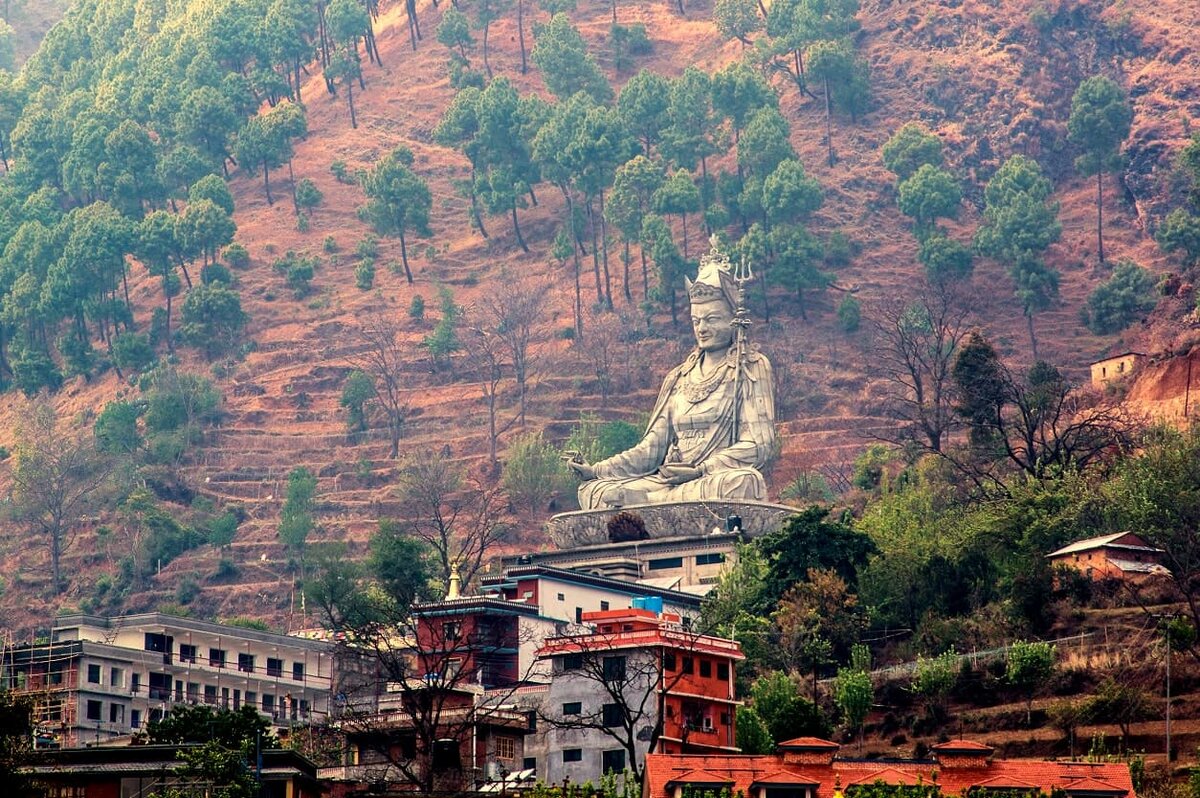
(648, 557), (684, 570)
(681, 657), (694, 675)
(187, 683), (199, 702)
(109, 704), (125, 724)
(238, 653), (255, 673)
(562, 653), (583, 671)
(131, 710), (141, 729)
(131, 673), (140, 694)
(663, 653), (676, 671)
(443, 621), (462, 641)
(717, 662), (729, 680)
(603, 656), (626, 682)
(563, 749), (582, 763)
(602, 749), (626, 774)
(110, 668), (123, 688)
(696, 553), (726, 566)
(562, 702), (582, 716)
(600, 600), (610, 611)
(233, 689), (241, 709)
(87, 664), (101, 684)
(292, 662), (305, 681)
(86, 700), (102, 721)
(720, 712), (730, 725)
(144, 633), (168, 653)
(175, 680), (183, 701)
(209, 648), (226, 668)
(267, 658), (284, 677)
(495, 735), (517, 760)
(148, 673), (171, 700)
(602, 703), (623, 728)
(262, 694), (275, 713)
(245, 691), (256, 708)
(557, 593), (565, 601)
(524, 757), (537, 771)
(204, 685), (218, 705)
(179, 644), (197, 664)
(699, 660), (712, 678)
(221, 687), (230, 708)
(575, 607), (583, 623)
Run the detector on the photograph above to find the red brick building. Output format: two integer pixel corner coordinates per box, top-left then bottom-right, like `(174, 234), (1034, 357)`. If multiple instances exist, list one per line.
(1047, 532), (1167, 581)
(644, 738), (1134, 798)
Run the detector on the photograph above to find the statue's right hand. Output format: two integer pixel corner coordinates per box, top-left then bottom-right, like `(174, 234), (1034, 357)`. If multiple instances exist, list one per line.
(560, 451), (596, 480)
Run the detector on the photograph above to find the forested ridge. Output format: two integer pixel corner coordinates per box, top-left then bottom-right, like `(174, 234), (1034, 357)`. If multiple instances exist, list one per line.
(0, 0), (1198, 724)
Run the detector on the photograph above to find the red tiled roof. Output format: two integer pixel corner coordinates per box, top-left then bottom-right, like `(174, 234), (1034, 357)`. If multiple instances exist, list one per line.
(665, 769), (735, 788)
(970, 776), (1041, 790)
(778, 737), (840, 750)
(933, 740), (994, 753)
(643, 748), (1133, 798)
(752, 771), (822, 786)
(846, 767), (924, 787)
(1062, 777), (1126, 793)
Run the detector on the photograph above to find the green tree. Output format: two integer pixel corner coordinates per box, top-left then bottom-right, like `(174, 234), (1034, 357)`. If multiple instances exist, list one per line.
(882, 122), (943, 181)
(189, 174), (236, 215)
(711, 61), (776, 163)
(643, 213), (686, 325)
(653, 169), (702, 259)
(606, 155), (665, 301)
(897, 164), (961, 238)
(279, 466), (317, 566)
(1084, 258), (1156, 335)
(94, 400), (142, 456)
(177, 198), (236, 268)
(502, 431), (572, 513)
(340, 370), (375, 432)
(758, 506), (876, 603)
(918, 234), (973, 283)
(369, 520), (437, 607)
(912, 651), (958, 721)
(0, 691), (35, 796)
(474, 77), (542, 253)
(360, 145), (432, 283)
(748, 671), (831, 743)
(531, 14), (612, 103)
(437, 7), (475, 64)
(1068, 75), (1133, 265)
(136, 211), (184, 353)
(714, 0), (763, 45)
(618, 69), (671, 156)
(735, 705), (774, 753)
(974, 156), (1061, 359)
(177, 282), (247, 359)
(807, 38), (869, 165)
(1156, 207), (1200, 266)
(738, 106), (795, 182)
(1007, 639), (1056, 724)
(835, 657), (872, 750)
(762, 158), (823, 225)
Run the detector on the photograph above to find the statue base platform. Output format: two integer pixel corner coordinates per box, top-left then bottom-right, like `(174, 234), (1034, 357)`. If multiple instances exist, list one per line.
(546, 500), (797, 548)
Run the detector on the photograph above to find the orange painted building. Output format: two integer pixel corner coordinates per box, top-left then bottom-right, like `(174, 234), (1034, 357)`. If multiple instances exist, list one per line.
(535, 607), (743, 784)
(644, 738), (1134, 798)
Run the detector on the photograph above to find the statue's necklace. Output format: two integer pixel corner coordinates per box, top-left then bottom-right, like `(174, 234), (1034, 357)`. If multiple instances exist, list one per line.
(680, 353), (730, 404)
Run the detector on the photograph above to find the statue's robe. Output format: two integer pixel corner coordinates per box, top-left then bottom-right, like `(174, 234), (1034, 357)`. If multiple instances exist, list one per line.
(578, 348), (776, 509)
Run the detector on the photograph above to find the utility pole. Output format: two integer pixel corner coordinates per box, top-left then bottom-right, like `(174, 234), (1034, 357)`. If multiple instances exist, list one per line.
(1153, 613), (1177, 761)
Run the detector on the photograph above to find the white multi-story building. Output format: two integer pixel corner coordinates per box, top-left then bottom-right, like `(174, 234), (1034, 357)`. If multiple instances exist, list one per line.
(2, 613), (334, 747)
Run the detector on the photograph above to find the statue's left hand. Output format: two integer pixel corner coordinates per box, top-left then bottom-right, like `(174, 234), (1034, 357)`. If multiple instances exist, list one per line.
(657, 464), (702, 485)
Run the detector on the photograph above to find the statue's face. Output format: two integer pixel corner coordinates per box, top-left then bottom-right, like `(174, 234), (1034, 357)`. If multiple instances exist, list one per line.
(691, 297), (735, 353)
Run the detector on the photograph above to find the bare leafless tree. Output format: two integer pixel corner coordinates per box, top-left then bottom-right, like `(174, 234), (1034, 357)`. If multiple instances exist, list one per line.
(349, 312), (412, 458)
(872, 280), (973, 454)
(574, 308), (626, 406)
(475, 274), (550, 426)
(10, 402), (113, 595)
(394, 453), (509, 594)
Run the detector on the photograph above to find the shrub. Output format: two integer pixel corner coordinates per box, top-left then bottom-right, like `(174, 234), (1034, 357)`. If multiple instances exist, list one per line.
(323, 235), (338, 253)
(176, 574), (201, 605)
(295, 178), (323, 211)
(837, 295), (861, 332)
(296, 212), (309, 232)
(94, 401), (143, 455)
(200, 262), (233, 285)
(330, 160), (350, 183)
(272, 251), (319, 298)
(355, 259), (376, 290)
(356, 234), (380, 261)
(1084, 259), (1157, 335)
(408, 294), (426, 320)
(222, 242), (250, 269)
(824, 231), (853, 266)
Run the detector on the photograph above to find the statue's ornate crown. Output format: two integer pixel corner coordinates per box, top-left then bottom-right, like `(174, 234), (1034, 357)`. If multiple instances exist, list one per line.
(686, 236), (739, 307)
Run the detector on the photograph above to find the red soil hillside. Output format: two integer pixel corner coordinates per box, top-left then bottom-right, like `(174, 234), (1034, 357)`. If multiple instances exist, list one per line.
(0, 0), (1195, 631)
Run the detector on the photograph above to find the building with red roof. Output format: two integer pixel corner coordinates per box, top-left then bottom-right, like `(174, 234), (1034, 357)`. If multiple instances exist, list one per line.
(644, 738), (1134, 798)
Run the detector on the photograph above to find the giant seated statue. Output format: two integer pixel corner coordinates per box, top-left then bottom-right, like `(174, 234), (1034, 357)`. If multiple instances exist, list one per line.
(564, 241), (776, 510)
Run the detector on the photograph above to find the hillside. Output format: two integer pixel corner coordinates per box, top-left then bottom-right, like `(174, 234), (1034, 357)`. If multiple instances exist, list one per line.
(5, 1), (69, 65)
(0, 0), (1196, 632)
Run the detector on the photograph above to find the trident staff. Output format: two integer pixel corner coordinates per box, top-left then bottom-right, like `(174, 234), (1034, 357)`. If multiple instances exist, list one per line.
(729, 255), (754, 447)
